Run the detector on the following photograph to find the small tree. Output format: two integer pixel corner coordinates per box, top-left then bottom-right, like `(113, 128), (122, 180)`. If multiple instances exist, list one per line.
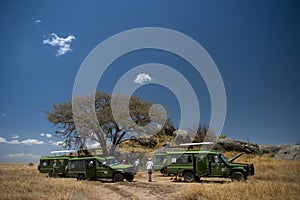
(219, 133), (227, 139)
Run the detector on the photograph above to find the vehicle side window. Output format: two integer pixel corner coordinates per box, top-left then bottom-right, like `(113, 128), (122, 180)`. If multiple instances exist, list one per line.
(196, 154), (205, 161)
(154, 155), (166, 164)
(170, 154), (193, 164)
(209, 155), (220, 163)
(170, 154), (180, 163)
(87, 160), (95, 168)
(70, 160), (85, 169)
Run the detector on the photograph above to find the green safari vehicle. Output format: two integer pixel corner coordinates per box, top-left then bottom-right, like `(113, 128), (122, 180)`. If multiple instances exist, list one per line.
(38, 150), (75, 177)
(153, 152), (168, 176)
(165, 150), (254, 182)
(67, 156), (135, 182)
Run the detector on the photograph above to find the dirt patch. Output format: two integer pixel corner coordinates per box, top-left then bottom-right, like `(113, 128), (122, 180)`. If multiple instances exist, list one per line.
(93, 171), (193, 200)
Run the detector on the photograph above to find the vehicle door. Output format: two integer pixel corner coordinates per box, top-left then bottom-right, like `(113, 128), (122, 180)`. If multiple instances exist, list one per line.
(209, 154), (226, 176)
(96, 160), (113, 178)
(195, 154), (209, 176)
(85, 159), (96, 178)
(167, 154), (184, 175)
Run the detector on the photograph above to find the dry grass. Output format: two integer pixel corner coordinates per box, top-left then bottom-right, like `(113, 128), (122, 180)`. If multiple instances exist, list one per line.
(0, 163), (122, 200)
(179, 154), (300, 200)
(0, 154), (299, 200)
(180, 181), (299, 200)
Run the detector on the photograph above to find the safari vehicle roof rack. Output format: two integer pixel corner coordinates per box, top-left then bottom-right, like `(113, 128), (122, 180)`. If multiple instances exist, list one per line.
(50, 150), (76, 156)
(156, 142), (214, 152)
(179, 142), (214, 146)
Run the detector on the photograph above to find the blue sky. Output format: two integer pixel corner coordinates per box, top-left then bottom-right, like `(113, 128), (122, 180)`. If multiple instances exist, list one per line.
(0, 0), (299, 162)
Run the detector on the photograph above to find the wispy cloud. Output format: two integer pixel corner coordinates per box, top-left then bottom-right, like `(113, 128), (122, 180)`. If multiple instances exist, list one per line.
(11, 135), (19, 139)
(1, 114), (6, 118)
(0, 136), (44, 145)
(43, 33), (76, 56)
(134, 73), (152, 84)
(21, 139), (44, 145)
(32, 18), (42, 24)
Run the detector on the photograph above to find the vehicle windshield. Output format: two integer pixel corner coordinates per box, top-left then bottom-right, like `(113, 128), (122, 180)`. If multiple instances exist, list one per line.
(105, 157), (120, 166)
(220, 154), (229, 163)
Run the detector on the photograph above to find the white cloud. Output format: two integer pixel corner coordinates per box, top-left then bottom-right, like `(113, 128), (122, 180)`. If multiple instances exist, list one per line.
(1, 113), (6, 118)
(11, 135), (19, 139)
(35, 19), (42, 23)
(0, 137), (44, 145)
(43, 33), (76, 56)
(0, 137), (19, 144)
(0, 153), (41, 163)
(49, 140), (64, 146)
(20, 139), (44, 145)
(4, 153), (40, 159)
(86, 142), (100, 149)
(40, 133), (51, 138)
(134, 73), (152, 84)
(0, 137), (6, 143)
(7, 140), (20, 144)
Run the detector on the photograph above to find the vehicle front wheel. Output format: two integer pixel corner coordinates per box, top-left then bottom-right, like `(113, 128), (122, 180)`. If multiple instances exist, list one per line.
(113, 172), (124, 182)
(231, 171), (245, 181)
(125, 174), (134, 182)
(77, 174), (85, 181)
(183, 171), (196, 183)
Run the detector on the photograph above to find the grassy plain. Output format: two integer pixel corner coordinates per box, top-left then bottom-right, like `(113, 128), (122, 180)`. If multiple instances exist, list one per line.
(0, 154), (299, 200)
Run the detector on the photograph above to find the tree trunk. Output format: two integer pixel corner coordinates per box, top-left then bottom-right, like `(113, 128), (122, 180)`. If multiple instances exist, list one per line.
(95, 130), (108, 156)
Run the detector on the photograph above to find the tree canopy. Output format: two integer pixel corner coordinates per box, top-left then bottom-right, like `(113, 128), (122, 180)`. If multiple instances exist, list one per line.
(46, 91), (175, 155)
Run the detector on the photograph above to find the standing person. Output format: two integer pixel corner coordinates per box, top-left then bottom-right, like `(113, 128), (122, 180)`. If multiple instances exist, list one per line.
(52, 160), (60, 178)
(145, 157), (154, 182)
(134, 159), (140, 173)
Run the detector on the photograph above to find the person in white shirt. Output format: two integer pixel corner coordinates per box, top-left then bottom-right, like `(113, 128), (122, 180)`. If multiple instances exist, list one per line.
(145, 157), (154, 182)
(134, 159), (140, 173)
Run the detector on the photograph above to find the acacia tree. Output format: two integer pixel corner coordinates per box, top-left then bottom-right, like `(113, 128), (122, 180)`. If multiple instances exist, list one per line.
(190, 124), (216, 142)
(46, 91), (174, 155)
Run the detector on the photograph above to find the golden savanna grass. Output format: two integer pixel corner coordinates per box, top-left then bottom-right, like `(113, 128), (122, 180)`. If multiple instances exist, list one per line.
(180, 154), (300, 200)
(0, 163), (123, 200)
(0, 154), (299, 200)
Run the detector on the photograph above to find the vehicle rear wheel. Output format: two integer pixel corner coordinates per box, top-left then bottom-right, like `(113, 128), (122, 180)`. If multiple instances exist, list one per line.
(183, 171), (196, 183)
(231, 171), (245, 181)
(161, 168), (169, 177)
(77, 174), (85, 181)
(48, 170), (53, 178)
(113, 172), (124, 182)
